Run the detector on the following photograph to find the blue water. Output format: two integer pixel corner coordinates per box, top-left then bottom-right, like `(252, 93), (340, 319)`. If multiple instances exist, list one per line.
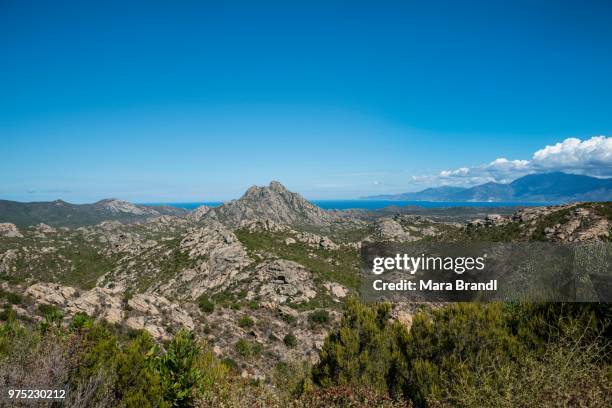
(312, 200), (555, 210)
(144, 200), (554, 211)
(144, 202), (224, 210)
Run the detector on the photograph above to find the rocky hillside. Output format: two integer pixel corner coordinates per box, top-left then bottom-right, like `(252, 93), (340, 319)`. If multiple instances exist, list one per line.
(0, 183), (458, 378)
(455, 202), (612, 242)
(0, 198), (187, 228)
(1, 183), (610, 381)
(205, 181), (334, 226)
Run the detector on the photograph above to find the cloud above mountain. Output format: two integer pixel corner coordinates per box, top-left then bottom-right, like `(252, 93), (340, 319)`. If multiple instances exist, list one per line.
(411, 136), (612, 187)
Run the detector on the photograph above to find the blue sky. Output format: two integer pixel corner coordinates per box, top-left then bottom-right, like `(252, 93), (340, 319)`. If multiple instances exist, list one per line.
(1, 0), (611, 202)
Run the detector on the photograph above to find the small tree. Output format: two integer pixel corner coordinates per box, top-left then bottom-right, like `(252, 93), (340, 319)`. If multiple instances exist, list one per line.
(155, 330), (203, 406)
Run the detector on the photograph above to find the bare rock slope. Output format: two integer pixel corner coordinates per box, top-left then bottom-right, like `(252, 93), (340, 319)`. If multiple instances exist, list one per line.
(205, 181), (334, 226)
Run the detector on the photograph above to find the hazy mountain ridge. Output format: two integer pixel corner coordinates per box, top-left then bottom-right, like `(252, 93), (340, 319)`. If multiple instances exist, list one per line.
(364, 172), (612, 202)
(0, 198), (187, 228)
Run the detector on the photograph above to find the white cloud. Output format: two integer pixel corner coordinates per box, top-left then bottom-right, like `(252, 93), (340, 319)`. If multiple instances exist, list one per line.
(531, 136), (612, 176)
(412, 135), (612, 187)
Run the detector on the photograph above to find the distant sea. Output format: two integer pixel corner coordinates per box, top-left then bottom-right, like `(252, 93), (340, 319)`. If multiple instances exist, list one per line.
(144, 200), (555, 211)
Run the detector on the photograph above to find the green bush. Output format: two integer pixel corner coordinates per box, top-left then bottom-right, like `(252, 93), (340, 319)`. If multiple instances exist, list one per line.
(313, 299), (611, 407)
(440, 321), (611, 407)
(272, 361), (313, 399)
(280, 312), (297, 325)
(0, 305), (15, 322)
(115, 332), (166, 407)
(247, 300), (260, 310)
(37, 304), (64, 331)
(235, 339), (252, 357)
(155, 330), (203, 406)
(295, 385), (411, 408)
(37, 303), (61, 317)
(69, 312), (94, 331)
(0, 289), (23, 305)
(313, 298), (394, 393)
(283, 333), (298, 348)
(0, 316), (244, 407)
(308, 309), (330, 325)
(238, 315), (255, 328)
(221, 357), (239, 372)
(197, 294), (215, 314)
(0, 300), (607, 408)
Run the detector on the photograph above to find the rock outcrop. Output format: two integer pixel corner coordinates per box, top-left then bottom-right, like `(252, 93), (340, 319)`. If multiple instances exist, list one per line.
(467, 203), (611, 242)
(158, 222), (252, 298)
(94, 199), (159, 216)
(33, 223), (56, 235)
(24, 282), (193, 340)
(250, 259), (317, 305)
(25, 282), (124, 324)
(374, 218), (417, 241)
(0, 223), (22, 238)
(205, 181), (333, 226)
(186, 205), (211, 222)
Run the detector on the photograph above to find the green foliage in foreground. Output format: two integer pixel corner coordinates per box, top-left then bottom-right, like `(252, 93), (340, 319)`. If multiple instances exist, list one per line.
(0, 315), (228, 407)
(0, 301), (609, 407)
(313, 298), (611, 407)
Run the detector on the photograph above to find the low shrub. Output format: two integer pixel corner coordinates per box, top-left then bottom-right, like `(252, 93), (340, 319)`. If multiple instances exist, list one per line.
(313, 298), (611, 407)
(283, 333), (298, 348)
(0, 290), (22, 305)
(238, 315), (255, 328)
(308, 309), (329, 325)
(295, 385), (412, 408)
(197, 294), (215, 314)
(235, 339), (252, 357)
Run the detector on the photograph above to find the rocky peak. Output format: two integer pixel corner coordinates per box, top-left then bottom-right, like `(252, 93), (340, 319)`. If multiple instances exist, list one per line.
(186, 205), (211, 222)
(205, 181), (333, 227)
(242, 181), (290, 200)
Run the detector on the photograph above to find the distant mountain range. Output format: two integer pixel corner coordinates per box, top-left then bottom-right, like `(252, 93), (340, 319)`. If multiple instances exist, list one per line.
(363, 172), (612, 202)
(0, 198), (186, 228)
(3, 173), (611, 228)
(0, 182), (332, 228)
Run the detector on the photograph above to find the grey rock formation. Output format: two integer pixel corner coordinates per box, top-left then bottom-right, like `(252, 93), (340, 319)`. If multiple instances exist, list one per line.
(34, 223), (57, 235)
(186, 205), (211, 222)
(158, 222), (252, 298)
(0, 222), (22, 238)
(238, 218), (291, 233)
(0, 249), (19, 273)
(374, 218), (418, 241)
(295, 232), (339, 250)
(205, 181), (333, 226)
(24, 282), (193, 340)
(468, 203), (611, 242)
(95, 199), (158, 216)
(251, 259), (317, 305)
